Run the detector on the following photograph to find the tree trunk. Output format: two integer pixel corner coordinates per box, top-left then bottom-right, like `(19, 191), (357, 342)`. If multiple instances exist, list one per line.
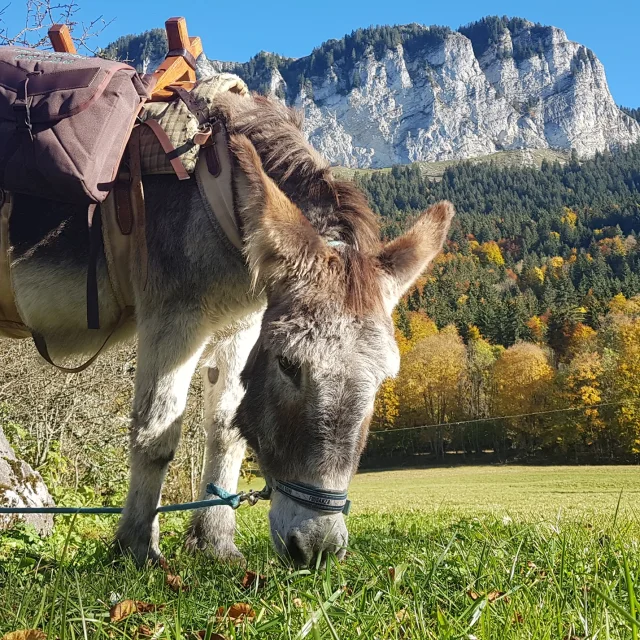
(0, 427), (54, 535)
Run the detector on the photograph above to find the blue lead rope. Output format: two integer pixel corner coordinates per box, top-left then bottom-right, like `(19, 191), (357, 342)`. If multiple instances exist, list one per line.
(0, 484), (265, 516)
(0, 481), (351, 516)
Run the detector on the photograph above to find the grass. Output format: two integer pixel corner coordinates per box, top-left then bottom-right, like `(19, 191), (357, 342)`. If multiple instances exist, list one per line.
(332, 148), (571, 181)
(1, 465), (640, 639)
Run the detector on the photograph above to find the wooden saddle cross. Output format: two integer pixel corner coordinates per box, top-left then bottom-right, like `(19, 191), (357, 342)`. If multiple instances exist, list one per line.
(48, 16), (203, 101)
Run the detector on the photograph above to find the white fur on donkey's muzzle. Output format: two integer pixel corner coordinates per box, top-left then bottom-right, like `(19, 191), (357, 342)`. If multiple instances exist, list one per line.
(268, 490), (348, 565)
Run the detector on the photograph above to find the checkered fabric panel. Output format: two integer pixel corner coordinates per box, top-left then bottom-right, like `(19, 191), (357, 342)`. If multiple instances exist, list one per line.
(139, 73), (248, 175)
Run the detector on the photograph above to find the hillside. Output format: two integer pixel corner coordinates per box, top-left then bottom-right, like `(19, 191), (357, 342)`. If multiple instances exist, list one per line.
(355, 144), (640, 349)
(333, 148), (571, 181)
(103, 16), (640, 168)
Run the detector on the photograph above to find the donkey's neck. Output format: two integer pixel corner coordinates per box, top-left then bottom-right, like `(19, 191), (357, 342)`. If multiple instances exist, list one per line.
(142, 175), (263, 327)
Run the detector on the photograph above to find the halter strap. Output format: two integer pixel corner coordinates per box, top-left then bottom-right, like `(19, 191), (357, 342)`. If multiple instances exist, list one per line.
(272, 479), (351, 515)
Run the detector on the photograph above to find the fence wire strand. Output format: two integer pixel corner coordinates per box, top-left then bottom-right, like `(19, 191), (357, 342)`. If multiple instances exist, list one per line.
(369, 400), (635, 436)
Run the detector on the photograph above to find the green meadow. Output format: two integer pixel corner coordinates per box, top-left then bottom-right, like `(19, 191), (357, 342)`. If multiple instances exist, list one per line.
(1, 465), (639, 639)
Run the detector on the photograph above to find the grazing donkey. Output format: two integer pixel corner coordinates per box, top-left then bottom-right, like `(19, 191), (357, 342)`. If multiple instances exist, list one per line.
(7, 92), (454, 566)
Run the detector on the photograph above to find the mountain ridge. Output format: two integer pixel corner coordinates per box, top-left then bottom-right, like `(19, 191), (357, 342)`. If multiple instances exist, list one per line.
(102, 16), (640, 168)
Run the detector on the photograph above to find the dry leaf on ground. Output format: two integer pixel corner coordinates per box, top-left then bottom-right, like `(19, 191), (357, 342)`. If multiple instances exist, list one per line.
(487, 590), (508, 603)
(240, 571), (266, 590)
(166, 573), (190, 593)
(395, 609), (409, 622)
(195, 632), (227, 640)
(110, 600), (138, 623)
(217, 603), (256, 624)
(228, 603), (256, 623)
(513, 612), (525, 624)
(1, 631), (47, 640)
(467, 590), (508, 604)
(110, 600), (163, 623)
(137, 602), (163, 614)
(136, 624), (164, 638)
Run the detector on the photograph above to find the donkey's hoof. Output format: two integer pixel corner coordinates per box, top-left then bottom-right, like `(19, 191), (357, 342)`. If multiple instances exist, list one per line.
(113, 537), (164, 568)
(185, 534), (246, 565)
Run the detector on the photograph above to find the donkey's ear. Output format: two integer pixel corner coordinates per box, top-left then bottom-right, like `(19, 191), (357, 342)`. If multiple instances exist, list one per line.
(230, 134), (327, 285)
(379, 201), (455, 302)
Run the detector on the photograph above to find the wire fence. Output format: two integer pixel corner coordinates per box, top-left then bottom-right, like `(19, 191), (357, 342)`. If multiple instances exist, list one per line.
(368, 400), (632, 436)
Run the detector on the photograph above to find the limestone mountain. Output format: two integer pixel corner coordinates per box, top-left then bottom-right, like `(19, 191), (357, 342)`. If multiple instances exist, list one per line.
(103, 17), (640, 169)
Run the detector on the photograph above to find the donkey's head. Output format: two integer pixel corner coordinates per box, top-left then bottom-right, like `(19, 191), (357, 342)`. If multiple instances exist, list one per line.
(230, 134), (454, 565)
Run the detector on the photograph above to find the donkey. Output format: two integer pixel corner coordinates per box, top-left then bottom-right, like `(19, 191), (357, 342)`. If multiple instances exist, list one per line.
(7, 92), (454, 566)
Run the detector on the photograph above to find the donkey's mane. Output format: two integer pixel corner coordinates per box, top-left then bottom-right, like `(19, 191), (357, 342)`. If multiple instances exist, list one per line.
(211, 93), (385, 317)
(214, 93), (381, 257)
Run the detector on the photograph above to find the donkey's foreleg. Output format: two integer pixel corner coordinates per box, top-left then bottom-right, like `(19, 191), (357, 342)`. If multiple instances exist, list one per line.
(115, 317), (207, 565)
(186, 315), (261, 562)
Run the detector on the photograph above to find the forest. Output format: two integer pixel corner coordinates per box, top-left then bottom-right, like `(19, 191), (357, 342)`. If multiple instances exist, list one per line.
(622, 106), (640, 123)
(357, 145), (640, 463)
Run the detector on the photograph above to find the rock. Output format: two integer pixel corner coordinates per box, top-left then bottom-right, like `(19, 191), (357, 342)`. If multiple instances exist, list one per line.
(113, 18), (640, 169)
(208, 22), (640, 168)
(0, 429), (54, 536)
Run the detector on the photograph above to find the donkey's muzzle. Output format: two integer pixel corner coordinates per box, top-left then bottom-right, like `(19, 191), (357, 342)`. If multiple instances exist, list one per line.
(268, 490), (348, 566)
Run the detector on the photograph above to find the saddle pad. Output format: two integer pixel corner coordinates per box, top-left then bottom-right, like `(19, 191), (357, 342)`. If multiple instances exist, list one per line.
(139, 73), (248, 175)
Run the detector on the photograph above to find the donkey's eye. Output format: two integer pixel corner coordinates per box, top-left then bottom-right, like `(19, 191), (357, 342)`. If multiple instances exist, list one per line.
(278, 356), (301, 384)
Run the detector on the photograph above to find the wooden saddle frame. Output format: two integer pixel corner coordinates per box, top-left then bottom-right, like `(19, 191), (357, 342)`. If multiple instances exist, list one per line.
(48, 16), (202, 101)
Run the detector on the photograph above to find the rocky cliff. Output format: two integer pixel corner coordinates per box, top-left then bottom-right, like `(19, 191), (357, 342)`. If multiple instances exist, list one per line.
(105, 17), (640, 168)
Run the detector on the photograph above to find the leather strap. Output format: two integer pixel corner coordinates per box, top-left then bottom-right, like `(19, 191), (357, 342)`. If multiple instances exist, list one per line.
(114, 168), (133, 236)
(128, 126), (148, 292)
(102, 126), (146, 308)
(195, 123), (243, 250)
(165, 49), (197, 71)
(142, 119), (190, 181)
(168, 84), (208, 125)
(86, 204), (100, 329)
(32, 308), (132, 374)
(102, 194), (134, 310)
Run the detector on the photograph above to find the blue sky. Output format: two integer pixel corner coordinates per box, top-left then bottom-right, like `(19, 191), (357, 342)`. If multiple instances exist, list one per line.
(3, 0), (639, 106)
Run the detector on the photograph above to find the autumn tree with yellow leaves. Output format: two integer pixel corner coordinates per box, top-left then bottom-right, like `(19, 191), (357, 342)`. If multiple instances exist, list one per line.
(395, 326), (467, 458)
(491, 342), (554, 452)
(370, 294), (640, 462)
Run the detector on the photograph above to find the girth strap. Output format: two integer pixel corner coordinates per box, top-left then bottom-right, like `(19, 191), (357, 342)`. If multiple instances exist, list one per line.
(32, 308), (133, 374)
(86, 204), (100, 329)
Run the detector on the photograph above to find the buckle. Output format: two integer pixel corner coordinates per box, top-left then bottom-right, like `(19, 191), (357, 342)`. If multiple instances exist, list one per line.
(193, 122), (212, 147)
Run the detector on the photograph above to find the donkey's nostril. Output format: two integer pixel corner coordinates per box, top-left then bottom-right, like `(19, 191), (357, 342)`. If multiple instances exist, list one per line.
(287, 534), (308, 565)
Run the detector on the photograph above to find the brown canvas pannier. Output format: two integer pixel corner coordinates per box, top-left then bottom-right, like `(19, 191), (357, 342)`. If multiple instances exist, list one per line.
(0, 46), (152, 204)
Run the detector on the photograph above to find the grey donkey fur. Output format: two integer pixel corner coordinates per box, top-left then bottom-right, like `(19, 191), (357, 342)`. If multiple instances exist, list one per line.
(7, 92), (454, 565)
